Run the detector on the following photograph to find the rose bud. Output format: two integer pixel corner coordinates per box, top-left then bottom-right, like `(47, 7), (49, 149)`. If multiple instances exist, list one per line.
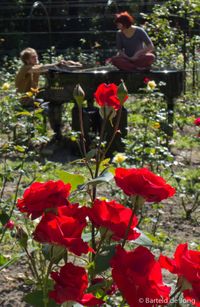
(117, 79), (128, 104)
(73, 84), (85, 107)
(5, 220), (15, 230)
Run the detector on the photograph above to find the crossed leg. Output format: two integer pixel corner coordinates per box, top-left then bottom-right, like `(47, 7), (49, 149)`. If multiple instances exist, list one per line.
(111, 53), (155, 72)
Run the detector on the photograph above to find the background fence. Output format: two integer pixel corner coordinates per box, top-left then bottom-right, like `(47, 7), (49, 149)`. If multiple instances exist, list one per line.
(0, 0), (200, 89)
(0, 0), (164, 58)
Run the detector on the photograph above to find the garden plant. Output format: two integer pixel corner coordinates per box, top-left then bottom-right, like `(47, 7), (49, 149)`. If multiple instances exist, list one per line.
(0, 76), (199, 307)
(0, 0), (200, 305)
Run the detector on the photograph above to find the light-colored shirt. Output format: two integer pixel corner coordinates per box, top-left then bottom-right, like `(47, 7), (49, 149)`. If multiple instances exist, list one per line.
(116, 26), (153, 57)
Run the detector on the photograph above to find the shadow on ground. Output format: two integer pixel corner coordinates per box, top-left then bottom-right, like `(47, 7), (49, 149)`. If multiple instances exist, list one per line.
(40, 137), (82, 163)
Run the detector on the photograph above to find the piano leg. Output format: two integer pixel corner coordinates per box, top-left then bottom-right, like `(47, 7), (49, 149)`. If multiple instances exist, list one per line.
(166, 97), (174, 137)
(48, 103), (63, 140)
(72, 106), (101, 150)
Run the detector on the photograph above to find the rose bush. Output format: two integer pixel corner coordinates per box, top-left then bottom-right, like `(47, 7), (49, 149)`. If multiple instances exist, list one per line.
(17, 169), (178, 306)
(13, 82), (199, 307)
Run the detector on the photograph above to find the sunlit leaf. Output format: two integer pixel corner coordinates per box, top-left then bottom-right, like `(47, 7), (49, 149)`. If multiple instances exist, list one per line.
(86, 171), (113, 186)
(56, 170), (85, 191)
(16, 111), (32, 116)
(14, 145), (26, 153)
(133, 229), (153, 246)
(0, 254), (7, 266)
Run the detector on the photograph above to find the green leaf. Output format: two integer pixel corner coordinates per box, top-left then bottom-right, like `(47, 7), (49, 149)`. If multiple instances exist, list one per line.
(0, 251), (28, 271)
(16, 111), (32, 116)
(42, 244), (66, 263)
(94, 245), (116, 274)
(16, 228), (28, 249)
(0, 254), (7, 266)
(82, 233), (92, 242)
(0, 257), (17, 271)
(86, 149), (96, 159)
(99, 165), (115, 176)
(0, 212), (9, 225)
(86, 171), (113, 186)
(24, 290), (59, 307)
(99, 158), (110, 168)
(134, 229), (153, 246)
(34, 108), (43, 114)
(56, 170), (85, 191)
(14, 145), (26, 153)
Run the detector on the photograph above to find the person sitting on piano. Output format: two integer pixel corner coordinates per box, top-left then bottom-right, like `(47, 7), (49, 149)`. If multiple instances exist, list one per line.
(111, 11), (155, 72)
(15, 47), (82, 141)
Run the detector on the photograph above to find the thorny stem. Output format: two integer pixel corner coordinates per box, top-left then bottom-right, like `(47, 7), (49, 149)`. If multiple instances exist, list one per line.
(91, 224), (96, 254)
(101, 106), (122, 161)
(170, 286), (182, 300)
(95, 107), (112, 179)
(78, 105), (94, 178)
(94, 229), (109, 259)
(122, 196), (138, 248)
(24, 246), (40, 282)
(0, 178), (7, 202)
(191, 192), (199, 212)
(43, 258), (54, 307)
(0, 164), (24, 243)
(91, 107), (123, 253)
(141, 115), (150, 167)
(0, 157), (9, 201)
(91, 108), (113, 253)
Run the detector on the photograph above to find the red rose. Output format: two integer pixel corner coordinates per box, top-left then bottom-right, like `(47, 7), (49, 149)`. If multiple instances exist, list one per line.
(33, 204), (90, 256)
(111, 245), (171, 307)
(49, 263), (103, 306)
(88, 199), (140, 241)
(5, 220), (15, 230)
(194, 118), (200, 126)
(159, 243), (200, 306)
(144, 77), (150, 84)
(115, 168), (175, 202)
(17, 180), (71, 219)
(94, 83), (127, 111)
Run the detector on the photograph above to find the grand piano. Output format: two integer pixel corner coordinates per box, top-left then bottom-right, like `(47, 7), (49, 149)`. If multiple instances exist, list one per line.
(44, 65), (184, 108)
(42, 66), (184, 151)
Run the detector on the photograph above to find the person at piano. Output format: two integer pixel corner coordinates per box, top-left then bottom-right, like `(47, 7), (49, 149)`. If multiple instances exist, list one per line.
(15, 47), (82, 141)
(111, 11), (155, 71)
(15, 47), (82, 103)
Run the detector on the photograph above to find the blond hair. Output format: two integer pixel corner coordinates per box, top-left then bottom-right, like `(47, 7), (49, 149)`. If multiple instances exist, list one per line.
(20, 48), (37, 64)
